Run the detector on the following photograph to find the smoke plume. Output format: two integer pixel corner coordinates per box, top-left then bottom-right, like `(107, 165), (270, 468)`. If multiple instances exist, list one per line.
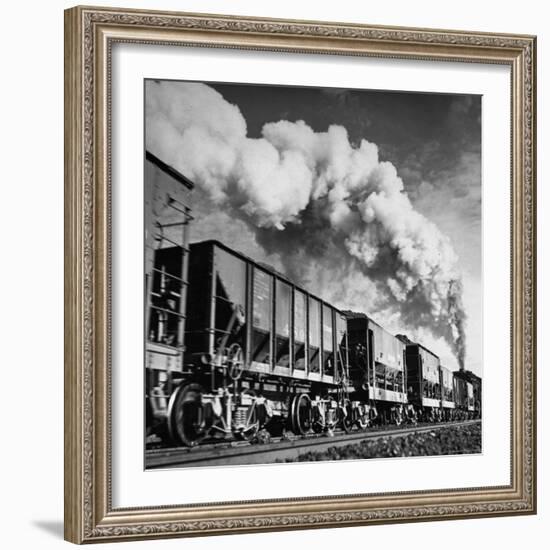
(146, 80), (467, 368)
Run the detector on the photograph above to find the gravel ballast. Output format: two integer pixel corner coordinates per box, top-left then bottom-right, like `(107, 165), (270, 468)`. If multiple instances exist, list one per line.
(280, 422), (482, 462)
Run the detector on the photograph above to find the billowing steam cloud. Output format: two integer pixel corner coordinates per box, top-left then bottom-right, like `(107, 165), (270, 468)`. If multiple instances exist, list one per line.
(146, 80), (467, 369)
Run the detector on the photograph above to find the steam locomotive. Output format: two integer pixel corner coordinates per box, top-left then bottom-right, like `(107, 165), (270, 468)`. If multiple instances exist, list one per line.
(145, 151), (482, 447)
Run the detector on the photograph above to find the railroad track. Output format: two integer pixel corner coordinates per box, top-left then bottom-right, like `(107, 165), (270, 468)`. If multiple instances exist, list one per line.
(146, 419), (480, 469)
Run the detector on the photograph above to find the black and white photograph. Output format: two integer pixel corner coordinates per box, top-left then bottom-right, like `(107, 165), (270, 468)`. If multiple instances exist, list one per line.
(144, 79), (483, 469)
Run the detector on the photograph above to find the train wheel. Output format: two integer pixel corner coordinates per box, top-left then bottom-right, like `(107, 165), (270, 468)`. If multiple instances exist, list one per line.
(290, 393), (312, 435)
(167, 383), (209, 447)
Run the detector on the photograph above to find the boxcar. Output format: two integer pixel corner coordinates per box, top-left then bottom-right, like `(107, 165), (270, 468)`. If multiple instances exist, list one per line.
(403, 343), (442, 421)
(346, 313), (407, 424)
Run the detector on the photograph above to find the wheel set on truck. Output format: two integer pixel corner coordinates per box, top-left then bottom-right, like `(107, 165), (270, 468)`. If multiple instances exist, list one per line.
(164, 385), (375, 447)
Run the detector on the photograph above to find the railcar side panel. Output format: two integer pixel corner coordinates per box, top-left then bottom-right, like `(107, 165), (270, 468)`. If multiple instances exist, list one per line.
(186, 241), (345, 386)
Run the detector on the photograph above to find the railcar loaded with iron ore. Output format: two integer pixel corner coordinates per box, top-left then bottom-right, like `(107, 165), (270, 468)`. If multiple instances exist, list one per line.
(179, 239), (353, 445)
(401, 340), (444, 422)
(453, 371), (477, 419)
(345, 312), (407, 426)
(453, 369), (482, 419)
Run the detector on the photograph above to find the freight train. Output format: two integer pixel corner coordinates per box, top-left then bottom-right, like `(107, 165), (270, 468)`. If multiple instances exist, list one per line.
(145, 151), (482, 447)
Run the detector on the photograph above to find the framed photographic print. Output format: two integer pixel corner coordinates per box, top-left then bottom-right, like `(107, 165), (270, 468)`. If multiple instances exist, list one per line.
(64, 5), (537, 544)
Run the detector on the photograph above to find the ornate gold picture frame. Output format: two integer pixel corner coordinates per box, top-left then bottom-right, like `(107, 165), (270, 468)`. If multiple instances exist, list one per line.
(64, 5), (536, 544)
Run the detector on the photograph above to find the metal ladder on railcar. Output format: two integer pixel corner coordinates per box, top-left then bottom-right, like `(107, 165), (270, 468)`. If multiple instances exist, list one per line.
(147, 196), (193, 350)
(146, 196), (194, 427)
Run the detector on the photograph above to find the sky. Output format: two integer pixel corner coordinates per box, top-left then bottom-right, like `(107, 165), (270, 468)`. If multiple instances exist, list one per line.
(145, 80), (482, 376)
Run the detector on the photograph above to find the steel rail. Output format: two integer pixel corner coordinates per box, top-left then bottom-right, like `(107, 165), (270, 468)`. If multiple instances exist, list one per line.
(145, 419), (481, 469)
